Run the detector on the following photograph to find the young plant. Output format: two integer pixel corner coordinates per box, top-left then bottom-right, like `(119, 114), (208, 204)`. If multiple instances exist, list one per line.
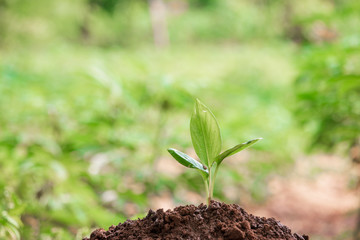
(168, 99), (262, 205)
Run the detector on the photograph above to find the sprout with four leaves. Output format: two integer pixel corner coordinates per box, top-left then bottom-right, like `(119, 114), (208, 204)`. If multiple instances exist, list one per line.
(167, 99), (262, 205)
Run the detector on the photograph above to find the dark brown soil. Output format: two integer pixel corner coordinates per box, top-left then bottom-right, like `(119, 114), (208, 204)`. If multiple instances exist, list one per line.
(84, 200), (309, 240)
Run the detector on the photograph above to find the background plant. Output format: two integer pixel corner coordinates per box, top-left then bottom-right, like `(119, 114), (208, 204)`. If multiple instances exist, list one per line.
(294, 0), (360, 151)
(293, 1), (360, 237)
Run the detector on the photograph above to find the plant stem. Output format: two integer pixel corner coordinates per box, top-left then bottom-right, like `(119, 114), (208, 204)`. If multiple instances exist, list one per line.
(208, 172), (212, 206)
(208, 165), (219, 205)
(201, 174), (210, 205)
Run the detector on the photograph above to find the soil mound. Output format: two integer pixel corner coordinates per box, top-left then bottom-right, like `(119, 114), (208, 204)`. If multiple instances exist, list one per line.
(84, 200), (309, 240)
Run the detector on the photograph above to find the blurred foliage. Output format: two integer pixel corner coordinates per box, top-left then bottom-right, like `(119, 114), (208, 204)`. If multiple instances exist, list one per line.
(0, 187), (23, 240)
(295, 0), (360, 150)
(0, 0), (357, 239)
(0, 0), (290, 47)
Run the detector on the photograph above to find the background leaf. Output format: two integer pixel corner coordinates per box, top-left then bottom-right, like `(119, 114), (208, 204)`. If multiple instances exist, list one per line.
(216, 138), (262, 165)
(190, 99), (222, 167)
(167, 148), (209, 174)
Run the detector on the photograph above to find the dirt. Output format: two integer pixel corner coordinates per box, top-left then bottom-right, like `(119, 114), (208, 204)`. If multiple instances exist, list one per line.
(247, 154), (358, 238)
(83, 200), (309, 240)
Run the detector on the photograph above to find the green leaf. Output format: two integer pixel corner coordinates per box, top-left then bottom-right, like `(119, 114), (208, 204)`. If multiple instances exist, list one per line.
(190, 99), (221, 167)
(1, 211), (20, 229)
(6, 223), (20, 240)
(167, 148), (209, 174)
(215, 138), (262, 165)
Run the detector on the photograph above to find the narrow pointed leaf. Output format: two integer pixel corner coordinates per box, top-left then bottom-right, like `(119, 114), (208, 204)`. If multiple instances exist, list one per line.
(167, 148), (209, 174)
(216, 138), (262, 165)
(190, 99), (221, 167)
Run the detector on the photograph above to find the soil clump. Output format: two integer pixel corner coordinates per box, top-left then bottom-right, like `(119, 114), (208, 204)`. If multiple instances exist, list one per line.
(84, 200), (309, 240)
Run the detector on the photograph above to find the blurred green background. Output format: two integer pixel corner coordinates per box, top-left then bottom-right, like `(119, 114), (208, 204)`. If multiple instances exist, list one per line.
(1, 0), (360, 239)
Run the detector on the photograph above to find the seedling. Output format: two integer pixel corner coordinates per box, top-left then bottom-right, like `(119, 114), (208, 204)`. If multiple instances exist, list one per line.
(168, 99), (262, 205)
